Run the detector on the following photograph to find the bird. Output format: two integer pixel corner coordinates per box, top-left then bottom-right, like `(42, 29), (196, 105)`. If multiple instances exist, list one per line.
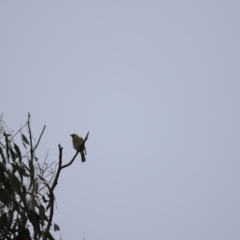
(70, 134), (86, 162)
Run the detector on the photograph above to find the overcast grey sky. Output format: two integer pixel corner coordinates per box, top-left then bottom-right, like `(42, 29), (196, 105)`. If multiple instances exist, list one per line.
(1, 1), (240, 239)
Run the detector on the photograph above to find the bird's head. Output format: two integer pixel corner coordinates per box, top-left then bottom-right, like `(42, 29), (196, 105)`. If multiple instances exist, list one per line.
(70, 134), (78, 138)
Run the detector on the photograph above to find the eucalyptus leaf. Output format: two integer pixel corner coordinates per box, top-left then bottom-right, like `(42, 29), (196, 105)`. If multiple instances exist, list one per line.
(38, 174), (47, 182)
(21, 133), (29, 145)
(53, 223), (60, 231)
(14, 143), (22, 162)
(39, 205), (45, 227)
(10, 148), (16, 162)
(0, 146), (6, 163)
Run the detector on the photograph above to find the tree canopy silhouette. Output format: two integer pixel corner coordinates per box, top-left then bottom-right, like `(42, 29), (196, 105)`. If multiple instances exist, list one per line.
(0, 113), (89, 240)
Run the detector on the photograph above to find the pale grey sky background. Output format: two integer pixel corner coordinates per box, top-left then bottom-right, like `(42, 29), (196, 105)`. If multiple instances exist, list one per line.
(1, 1), (240, 239)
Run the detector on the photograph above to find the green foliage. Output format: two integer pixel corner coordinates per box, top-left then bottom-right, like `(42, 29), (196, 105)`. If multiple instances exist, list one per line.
(0, 114), (60, 240)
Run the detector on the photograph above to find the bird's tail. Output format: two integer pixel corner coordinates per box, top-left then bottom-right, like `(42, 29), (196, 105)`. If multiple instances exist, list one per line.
(80, 151), (86, 162)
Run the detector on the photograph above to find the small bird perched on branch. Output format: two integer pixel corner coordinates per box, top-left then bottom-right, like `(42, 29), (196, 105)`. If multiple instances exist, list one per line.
(70, 134), (86, 162)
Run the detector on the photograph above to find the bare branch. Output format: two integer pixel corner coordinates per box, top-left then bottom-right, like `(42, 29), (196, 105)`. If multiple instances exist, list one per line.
(27, 112), (34, 159)
(61, 150), (79, 169)
(33, 125), (46, 152)
(9, 122), (28, 143)
(45, 132), (89, 237)
(51, 145), (63, 192)
(45, 145), (63, 238)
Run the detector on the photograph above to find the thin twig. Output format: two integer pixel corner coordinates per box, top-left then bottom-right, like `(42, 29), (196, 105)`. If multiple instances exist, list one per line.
(0, 121), (28, 149)
(33, 125), (46, 152)
(27, 113), (33, 159)
(61, 150), (79, 169)
(9, 122), (28, 143)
